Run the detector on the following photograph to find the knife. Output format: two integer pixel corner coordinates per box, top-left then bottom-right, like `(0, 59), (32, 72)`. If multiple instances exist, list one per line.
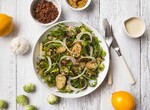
(111, 27), (136, 84)
(103, 19), (113, 85)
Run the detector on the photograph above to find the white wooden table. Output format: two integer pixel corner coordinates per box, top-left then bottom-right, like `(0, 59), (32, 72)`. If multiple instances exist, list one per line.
(0, 0), (149, 110)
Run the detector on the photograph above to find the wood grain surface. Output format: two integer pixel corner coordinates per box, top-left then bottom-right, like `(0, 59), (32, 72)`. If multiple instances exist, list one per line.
(0, 0), (149, 110)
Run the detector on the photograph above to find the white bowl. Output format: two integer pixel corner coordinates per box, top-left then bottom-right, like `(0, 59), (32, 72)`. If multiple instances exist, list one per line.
(30, 0), (61, 26)
(123, 16), (146, 38)
(32, 21), (110, 98)
(65, 0), (91, 11)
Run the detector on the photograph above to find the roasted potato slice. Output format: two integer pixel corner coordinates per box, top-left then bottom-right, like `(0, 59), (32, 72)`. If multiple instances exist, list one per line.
(71, 42), (82, 57)
(86, 61), (97, 69)
(79, 62), (86, 69)
(56, 46), (66, 53)
(56, 74), (66, 90)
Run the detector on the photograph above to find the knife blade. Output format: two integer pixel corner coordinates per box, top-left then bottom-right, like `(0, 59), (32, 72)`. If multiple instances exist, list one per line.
(111, 26), (136, 84)
(111, 27), (121, 56)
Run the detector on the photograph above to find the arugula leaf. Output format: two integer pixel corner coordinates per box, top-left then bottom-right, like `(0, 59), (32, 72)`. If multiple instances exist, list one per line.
(48, 23), (67, 40)
(91, 37), (104, 57)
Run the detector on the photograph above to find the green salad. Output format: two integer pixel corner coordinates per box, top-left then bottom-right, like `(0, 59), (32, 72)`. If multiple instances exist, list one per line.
(36, 23), (106, 93)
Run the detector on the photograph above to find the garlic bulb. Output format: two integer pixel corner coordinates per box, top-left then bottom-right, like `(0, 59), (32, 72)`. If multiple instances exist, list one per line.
(10, 37), (29, 55)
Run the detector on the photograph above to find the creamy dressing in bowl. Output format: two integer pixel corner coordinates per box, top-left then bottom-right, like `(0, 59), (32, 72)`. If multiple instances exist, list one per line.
(124, 17), (145, 38)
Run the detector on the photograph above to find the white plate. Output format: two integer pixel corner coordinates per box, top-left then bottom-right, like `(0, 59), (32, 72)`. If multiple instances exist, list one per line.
(32, 21), (110, 98)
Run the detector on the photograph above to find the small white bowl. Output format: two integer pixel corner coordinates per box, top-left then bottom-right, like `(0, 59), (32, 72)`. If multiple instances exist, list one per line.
(65, 0), (91, 11)
(30, 0), (61, 26)
(123, 16), (146, 38)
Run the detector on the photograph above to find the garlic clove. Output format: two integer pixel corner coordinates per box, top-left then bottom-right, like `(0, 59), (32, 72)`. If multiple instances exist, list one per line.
(10, 37), (30, 55)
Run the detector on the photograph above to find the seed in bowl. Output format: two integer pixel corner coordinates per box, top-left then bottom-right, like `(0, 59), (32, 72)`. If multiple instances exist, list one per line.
(34, 0), (59, 24)
(68, 0), (88, 8)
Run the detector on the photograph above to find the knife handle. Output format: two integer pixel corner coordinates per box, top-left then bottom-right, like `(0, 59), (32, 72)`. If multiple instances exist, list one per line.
(108, 60), (113, 85)
(119, 56), (135, 84)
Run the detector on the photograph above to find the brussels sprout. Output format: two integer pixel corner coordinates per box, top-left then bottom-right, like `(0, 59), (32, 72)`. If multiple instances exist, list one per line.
(80, 24), (92, 33)
(99, 64), (105, 71)
(65, 85), (72, 93)
(88, 79), (97, 87)
(23, 83), (35, 93)
(66, 26), (77, 37)
(96, 57), (102, 65)
(101, 50), (106, 57)
(82, 41), (89, 46)
(0, 99), (7, 109)
(50, 68), (59, 74)
(16, 95), (29, 106)
(60, 66), (69, 75)
(24, 105), (36, 110)
(47, 94), (59, 105)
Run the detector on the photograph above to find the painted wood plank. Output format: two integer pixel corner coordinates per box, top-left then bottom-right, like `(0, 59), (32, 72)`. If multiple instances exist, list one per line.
(100, 0), (141, 109)
(1, 0), (149, 110)
(0, 1), (17, 110)
(141, 0), (150, 109)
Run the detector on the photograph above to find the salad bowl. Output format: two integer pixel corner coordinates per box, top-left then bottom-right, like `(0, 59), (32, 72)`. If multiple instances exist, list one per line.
(32, 21), (110, 98)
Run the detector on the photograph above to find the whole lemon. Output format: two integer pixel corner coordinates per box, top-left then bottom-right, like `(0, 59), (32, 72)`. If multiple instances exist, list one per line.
(112, 91), (135, 110)
(0, 14), (13, 37)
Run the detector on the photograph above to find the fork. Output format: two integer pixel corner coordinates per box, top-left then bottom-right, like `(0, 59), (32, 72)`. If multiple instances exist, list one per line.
(105, 31), (113, 84)
(103, 19), (113, 84)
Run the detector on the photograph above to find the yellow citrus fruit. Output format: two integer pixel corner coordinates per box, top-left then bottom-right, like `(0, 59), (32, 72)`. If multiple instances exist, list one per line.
(112, 91), (135, 110)
(0, 14), (13, 37)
